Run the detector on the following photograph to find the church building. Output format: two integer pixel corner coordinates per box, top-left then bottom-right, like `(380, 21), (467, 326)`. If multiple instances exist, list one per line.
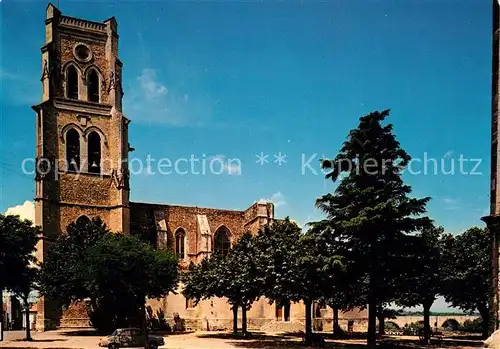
(32, 3), (365, 332)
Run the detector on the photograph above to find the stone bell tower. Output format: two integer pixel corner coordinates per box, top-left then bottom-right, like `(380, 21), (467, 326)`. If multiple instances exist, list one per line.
(32, 3), (131, 329)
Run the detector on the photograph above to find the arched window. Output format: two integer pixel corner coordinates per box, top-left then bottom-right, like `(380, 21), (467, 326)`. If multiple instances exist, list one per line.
(87, 69), (99, 102)
(66, 129), (80, 172)
(214, 226), (230, 256)
(67, 66), (79, 99)
(76, 215), (91, 227)
(88, 132), (101, 174)
(175, 229), (186, 259)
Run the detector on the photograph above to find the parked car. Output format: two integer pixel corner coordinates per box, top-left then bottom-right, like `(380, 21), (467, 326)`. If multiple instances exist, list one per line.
(98, 328), (164, 349)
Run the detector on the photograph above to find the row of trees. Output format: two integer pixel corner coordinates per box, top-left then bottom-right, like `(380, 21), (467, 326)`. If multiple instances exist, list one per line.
(0, 109), (492, 349)
(311, 110), (491, 344)
(182, 219), (342, 341)
(183, 110), (492, 347)
(182, 219), (490, 343)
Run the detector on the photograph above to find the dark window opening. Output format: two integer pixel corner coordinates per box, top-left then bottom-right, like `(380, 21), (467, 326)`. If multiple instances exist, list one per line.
(185, 297), (194, 309)
(67, 66), (79, 99)
(66, 129), (80, 171)
(275, 305), (282, 320)
(88, 132), (101, 174)
(175, 229), (186, 259)
(284, 303), (290, 322)
(275, 303), (290, 322)
(87, 70), (99, 102)
(76, 215), (91, 226)
(214, 226), (230, 256)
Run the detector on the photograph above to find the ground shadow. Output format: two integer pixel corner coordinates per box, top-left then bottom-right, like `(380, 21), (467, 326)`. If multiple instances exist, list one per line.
(379, 337), (483, 348)
(153, 330), (196, 336)
(446, 334), (483, 341)
(197, 331), (297, 341)
(231, 340), (367, 349)
(228, 335), (484, 349)
(60, 329), (101, 336)
(13, 338), (68, 342)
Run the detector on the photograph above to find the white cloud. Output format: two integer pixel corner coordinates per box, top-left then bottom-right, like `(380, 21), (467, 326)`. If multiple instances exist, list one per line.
(125, 68), (212, 126)
(260, 191), (287, 208)
(138, 69), (168, 99)
(442, 197), (461, 210)
(209, 155), (241, 175)
(0, 69), (17, 80)
(443, 197), (458, 205)
(5, 200), (35, 223)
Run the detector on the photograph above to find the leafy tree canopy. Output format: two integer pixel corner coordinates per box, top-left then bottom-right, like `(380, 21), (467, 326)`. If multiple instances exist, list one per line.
(313, 110), (431, 347)
(442, 227), (491, 337)
(0, 214), (39, 292)
(40, 217), (178, 333)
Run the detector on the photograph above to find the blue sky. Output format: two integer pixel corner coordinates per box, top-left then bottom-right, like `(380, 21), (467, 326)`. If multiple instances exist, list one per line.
(0, 0), (493, 311)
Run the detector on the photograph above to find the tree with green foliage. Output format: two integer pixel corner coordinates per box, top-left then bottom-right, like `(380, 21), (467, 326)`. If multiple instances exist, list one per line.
(441, 227), (491, 339)
(314, 110), (431, 348)
(82, 233), (178, 347)
(39, 217), (109, 327)
(256, 219), (342, 344)
(375, 307), (400, 336)
(223, 233), (263, 335)
(396, 225), (446, 343)
(40, 217), (179, 341)
(0, 214), (39, 341)
(322, 284), (350, 337)
(307, 222), (350, 337)
(182, 252), (239, 333)
(183, 233), (263, 336)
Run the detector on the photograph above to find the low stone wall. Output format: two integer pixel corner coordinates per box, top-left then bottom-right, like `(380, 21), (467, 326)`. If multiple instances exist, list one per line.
(183, 317), (272, 332)
(59, 317), (92, 328)
(313, 318), (369, 332)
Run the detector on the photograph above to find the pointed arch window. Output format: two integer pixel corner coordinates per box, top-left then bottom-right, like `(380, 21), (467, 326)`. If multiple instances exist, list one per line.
(66, 129), (80, 172)
(88, 131), (101, 174)
(214, 226), (230, 257)
(175, 229), (186, 260)
(67, 66), (79, 99)
(87, 69), (99, 102)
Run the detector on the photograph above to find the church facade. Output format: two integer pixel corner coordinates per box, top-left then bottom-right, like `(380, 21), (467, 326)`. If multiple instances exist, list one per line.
(32, 3), (366, 331)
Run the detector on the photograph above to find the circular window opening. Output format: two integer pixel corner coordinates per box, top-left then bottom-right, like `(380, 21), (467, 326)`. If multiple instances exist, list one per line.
(74, 44), (92, 62)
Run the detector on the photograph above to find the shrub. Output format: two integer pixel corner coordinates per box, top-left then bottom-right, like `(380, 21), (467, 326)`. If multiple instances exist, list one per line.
(385, 322), (400, 330)
(459, 318), (482, 333)
(402, 322), (424, 336)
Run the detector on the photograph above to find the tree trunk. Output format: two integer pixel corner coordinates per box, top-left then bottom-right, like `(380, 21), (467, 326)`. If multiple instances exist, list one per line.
(232, 304), (238, 335)
(333, 307), (340, 336)
(367, 294), (377, 349)
(479, 306), (490, 339)
(140, 303), (149, 349)
(377, 314), (385, 336)
(422, 302), (431, 344)
(25, 303), (31, 341)
(304, 300), (313, 344)
(241, 304), (248, 336)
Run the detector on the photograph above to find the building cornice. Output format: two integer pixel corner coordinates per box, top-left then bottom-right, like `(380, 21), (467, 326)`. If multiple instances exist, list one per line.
(53, 98), (112, 116)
